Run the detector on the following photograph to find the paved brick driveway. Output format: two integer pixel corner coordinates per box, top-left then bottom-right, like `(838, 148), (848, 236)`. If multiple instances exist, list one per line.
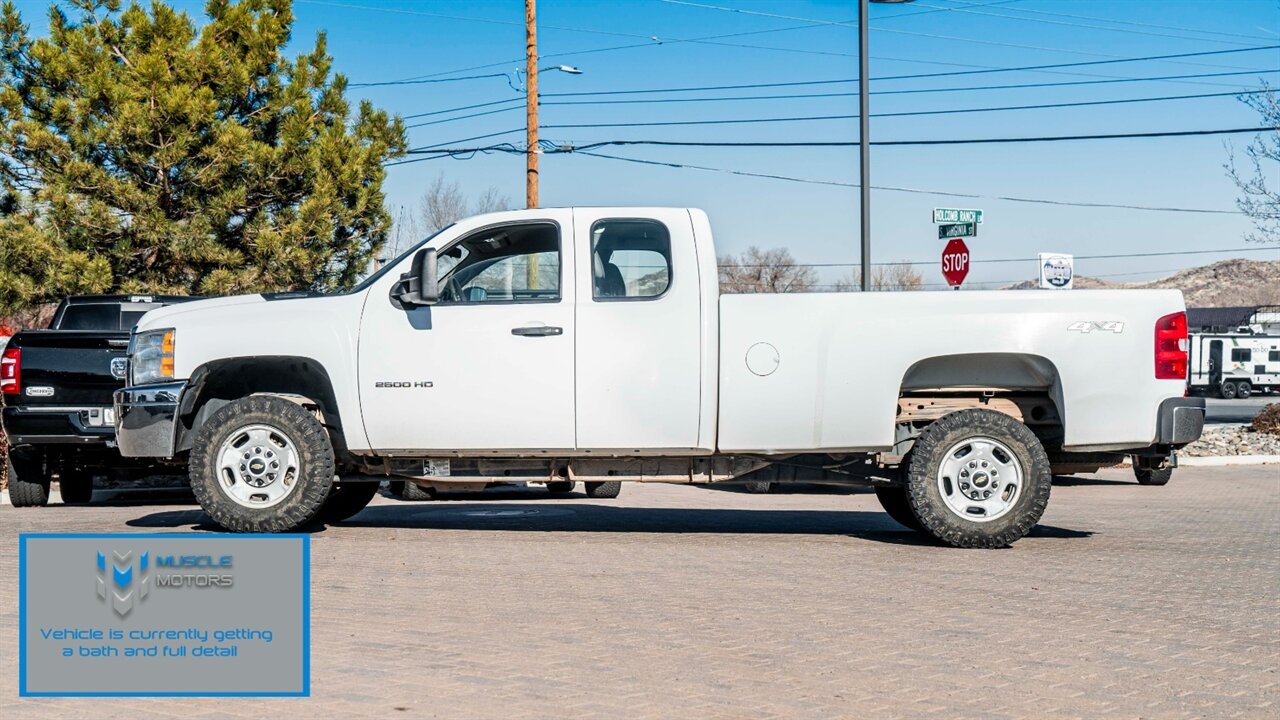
(2, 465), (1277, 719)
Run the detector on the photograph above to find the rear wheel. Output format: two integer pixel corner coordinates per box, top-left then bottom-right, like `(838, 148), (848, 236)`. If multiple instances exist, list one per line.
(1220, 381), (1237, 399)
(874, 485), (924, 531)
(319, 482), (380, 522)
(1236, 381), (1252, 399)
(1132, 460), (1173, 486)
(904, 409), (1051, 548)
(57, 469), (94, 504)
(584, 481), (621, 499)
(742, 480), (774, 494)
(7, 451), (50, 508)
(189, 395), (335, 533)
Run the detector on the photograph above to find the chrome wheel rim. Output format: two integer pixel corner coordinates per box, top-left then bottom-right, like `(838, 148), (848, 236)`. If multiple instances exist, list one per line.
(936, 436), (1023, 523)
(215, 424), (301, 509)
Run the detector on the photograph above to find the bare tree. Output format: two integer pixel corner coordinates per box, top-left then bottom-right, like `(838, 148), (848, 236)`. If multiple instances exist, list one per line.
(833, 262), (925, 292)
(1227, 84), (1279, 244)
(419, 175), (512, 234)
(718, 247), (817, 293)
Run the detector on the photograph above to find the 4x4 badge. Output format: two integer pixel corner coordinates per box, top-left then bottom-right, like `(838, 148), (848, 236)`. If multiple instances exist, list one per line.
(110, 357), (128, 379)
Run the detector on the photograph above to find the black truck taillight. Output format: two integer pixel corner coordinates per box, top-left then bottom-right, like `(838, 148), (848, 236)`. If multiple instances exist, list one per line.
(1, 347), (18, 395)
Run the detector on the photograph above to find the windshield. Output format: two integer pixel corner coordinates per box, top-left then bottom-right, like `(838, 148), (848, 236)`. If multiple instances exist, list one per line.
(345, 224), (455, 295)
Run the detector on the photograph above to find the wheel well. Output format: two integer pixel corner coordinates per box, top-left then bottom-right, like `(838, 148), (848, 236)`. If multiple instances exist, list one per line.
(175, 357), (344, 455)
(894, 353), (1066, 455)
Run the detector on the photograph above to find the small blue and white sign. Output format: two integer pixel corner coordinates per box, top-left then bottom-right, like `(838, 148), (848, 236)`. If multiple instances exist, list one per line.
(1039, 253), (1074, 290)
(20, 533), (309, 697)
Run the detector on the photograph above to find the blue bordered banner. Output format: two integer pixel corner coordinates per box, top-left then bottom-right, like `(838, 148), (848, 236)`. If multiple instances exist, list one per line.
(19, 533), (309, 697)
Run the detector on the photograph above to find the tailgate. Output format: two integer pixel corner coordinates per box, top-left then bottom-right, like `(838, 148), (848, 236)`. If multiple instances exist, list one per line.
(6, 331), (129, 406)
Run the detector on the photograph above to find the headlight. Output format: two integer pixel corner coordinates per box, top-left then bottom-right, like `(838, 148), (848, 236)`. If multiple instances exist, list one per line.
(130, 329), (176, 385)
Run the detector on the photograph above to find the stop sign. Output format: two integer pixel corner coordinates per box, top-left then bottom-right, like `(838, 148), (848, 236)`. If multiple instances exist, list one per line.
(941, 238), (970, 288)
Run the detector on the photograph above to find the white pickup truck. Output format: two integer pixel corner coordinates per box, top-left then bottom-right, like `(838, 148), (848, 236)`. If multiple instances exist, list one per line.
(114, 208), (1204, 547)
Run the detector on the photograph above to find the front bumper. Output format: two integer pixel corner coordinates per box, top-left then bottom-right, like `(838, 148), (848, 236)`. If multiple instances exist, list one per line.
(114, 381), (186, 458)
(1155, 396), (1205, 447)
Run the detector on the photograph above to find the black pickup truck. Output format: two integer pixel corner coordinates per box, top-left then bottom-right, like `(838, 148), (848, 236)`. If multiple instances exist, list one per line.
(2, 295), (200, 506)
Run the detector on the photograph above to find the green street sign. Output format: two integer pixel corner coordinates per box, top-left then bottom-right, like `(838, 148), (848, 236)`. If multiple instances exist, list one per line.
(938, 222), (977, 239)
(933, 208), (983, 224)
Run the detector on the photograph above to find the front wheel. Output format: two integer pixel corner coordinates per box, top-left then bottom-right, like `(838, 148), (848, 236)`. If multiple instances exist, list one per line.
(189, 395), (335, 533)
(904, 409), (1051, 548)
(319, 482), (380, 522)
(584, 481), (621, 499)
(1220, 382), (1237, 399)
(742, 480), (774, 494)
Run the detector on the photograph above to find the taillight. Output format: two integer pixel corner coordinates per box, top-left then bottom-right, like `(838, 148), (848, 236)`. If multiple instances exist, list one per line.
(1, 347), (19, 395)
(1155, 311), (1188, 380)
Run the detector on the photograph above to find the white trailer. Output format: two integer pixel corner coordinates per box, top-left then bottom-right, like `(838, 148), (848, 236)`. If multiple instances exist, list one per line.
(1187, 333), (1280, 398)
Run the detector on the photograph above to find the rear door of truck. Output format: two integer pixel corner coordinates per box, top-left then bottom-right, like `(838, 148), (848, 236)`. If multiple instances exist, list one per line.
(571, 208), (706, 451)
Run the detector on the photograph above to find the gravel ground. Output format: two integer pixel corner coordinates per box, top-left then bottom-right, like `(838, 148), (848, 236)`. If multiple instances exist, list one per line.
(1181, 423), (1280, 457)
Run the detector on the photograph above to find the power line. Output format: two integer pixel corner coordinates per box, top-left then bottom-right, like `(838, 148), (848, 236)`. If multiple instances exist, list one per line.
(403, 97), (525, 121)
(909, 0), (1272, 47)
(935, 0), (1277, 43)
(532, 90), (1266, 130)
(566, 150), (1250, 215)
(350, 72), (507, 89)
(657, 0), (1272, 69)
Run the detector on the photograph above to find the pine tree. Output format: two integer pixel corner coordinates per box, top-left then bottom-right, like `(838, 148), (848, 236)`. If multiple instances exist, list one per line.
(0, 0), (406, 312)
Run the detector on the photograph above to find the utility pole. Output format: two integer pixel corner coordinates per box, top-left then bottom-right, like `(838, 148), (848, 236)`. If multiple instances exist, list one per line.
(525, 0), (539, 210)
(858, 0), (871, 291)
(525, 0), (539, 288)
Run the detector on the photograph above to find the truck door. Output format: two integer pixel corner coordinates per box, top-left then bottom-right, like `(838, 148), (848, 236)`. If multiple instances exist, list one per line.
(357, 213), (577, 452)
(1209, 340), (1222, 387)
(572, 209), (703, 451)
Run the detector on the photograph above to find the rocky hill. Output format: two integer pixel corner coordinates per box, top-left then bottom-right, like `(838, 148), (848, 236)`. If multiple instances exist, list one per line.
(1005, 258), (1280, 306)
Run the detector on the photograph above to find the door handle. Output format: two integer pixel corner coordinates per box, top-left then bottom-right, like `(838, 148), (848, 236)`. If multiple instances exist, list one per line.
(511, 325), (563, 337)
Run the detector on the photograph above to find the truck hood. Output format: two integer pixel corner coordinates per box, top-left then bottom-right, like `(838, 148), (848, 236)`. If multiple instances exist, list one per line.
(133, 293), (269, 331)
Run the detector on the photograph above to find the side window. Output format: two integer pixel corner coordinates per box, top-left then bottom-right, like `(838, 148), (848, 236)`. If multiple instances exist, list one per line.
(438, 223), (560, 304)
(1269, 350), (1279, 362)
(591, 219), (672, 300)
(1230, 348), (1251, 362)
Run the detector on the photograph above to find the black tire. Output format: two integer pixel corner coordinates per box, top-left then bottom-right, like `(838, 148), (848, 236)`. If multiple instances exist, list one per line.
(387, 480), (405, 497)
(401, 482), (436, 501)
(904, 409), (1051, 549)
(189, 395), (335, 533)
(584, 480), (621, 499)
(58, 470), (94, 504)
(742, 480), (774, 494)
(545, 480), (576, 494)
(1236, 381), (1252, 399)
(1220, 382), (1237, 399)
(7, 451), (50, 508)
(874, 485), (924, 531)
(1132, 462), (1173, 486)
(319, 482), (380, 522)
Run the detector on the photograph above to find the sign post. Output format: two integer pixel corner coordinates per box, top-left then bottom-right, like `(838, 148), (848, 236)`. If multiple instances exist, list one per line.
(941, 238), (970, 289)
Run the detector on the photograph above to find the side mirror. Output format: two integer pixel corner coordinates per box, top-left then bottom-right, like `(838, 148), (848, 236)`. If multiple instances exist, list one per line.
(394, 248), (439, 308)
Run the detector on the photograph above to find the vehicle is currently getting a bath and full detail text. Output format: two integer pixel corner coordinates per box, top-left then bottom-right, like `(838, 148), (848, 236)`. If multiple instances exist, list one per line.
(112, 208), (1204, 547)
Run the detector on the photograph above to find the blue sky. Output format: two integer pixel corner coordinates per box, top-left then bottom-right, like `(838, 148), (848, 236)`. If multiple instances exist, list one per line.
(11, 0), (1280, 287)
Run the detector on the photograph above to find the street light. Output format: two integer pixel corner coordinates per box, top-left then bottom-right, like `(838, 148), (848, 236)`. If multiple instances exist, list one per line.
(861, 0), (915, 291)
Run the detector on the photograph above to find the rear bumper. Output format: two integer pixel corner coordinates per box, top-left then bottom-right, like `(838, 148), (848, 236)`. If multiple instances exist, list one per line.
(1155, 397), (1205, 447)
(1, 406), (116, 447)
(113, 381), (186, 458)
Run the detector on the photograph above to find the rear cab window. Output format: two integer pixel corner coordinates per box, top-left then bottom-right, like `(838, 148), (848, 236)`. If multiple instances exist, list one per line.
(590, 219), (672, 300)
